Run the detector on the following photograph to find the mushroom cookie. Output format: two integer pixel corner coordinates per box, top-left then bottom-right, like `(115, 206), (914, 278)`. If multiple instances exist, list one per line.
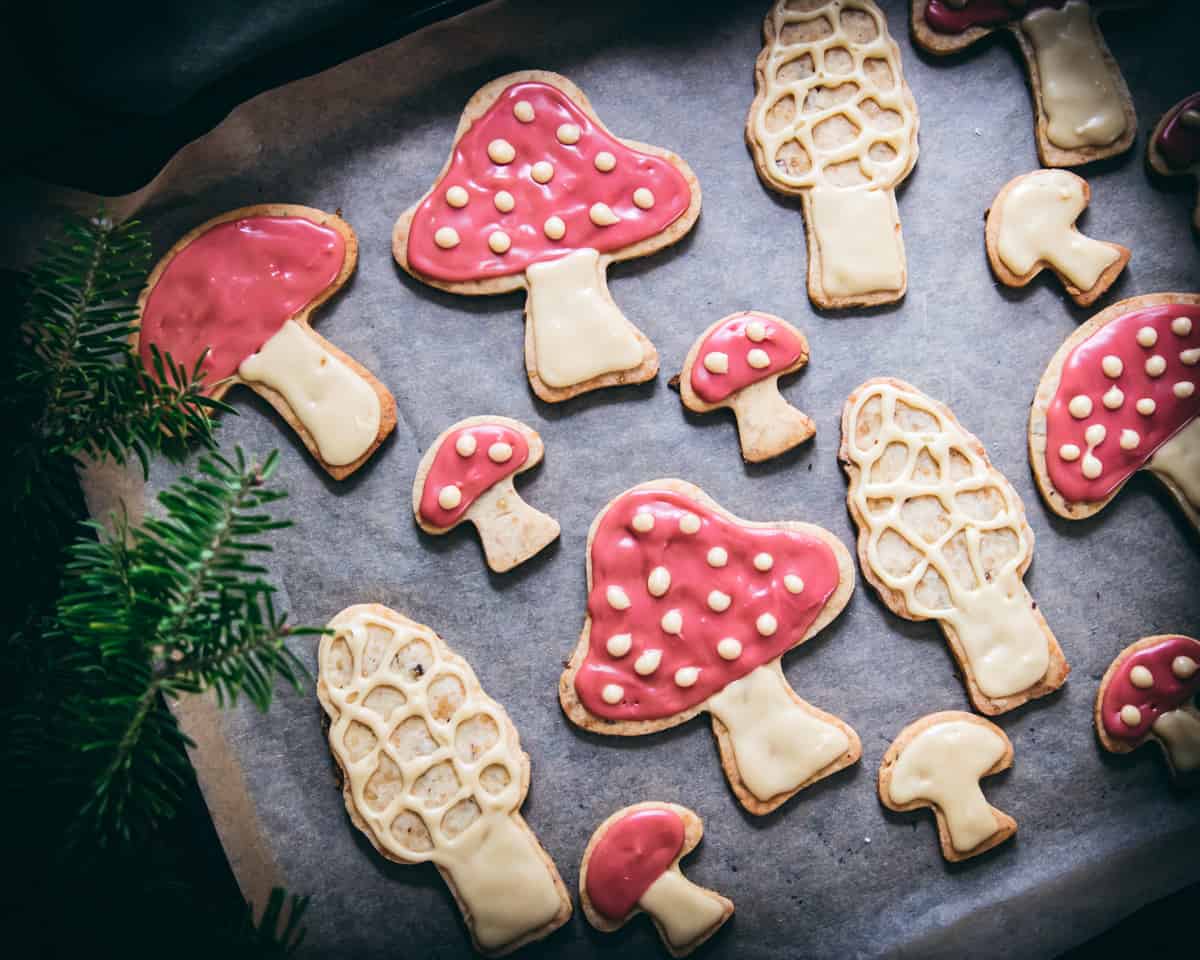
(1095, 635), (1200, 780)
(136, 205), (396, 480)
(677, 311), (815, 462)
(580, 803), (733, 957)
(1029, 294), (1200, 534)
(559, 479), (861, 815)
(394, 70), (701, 403)
(318, 604), (572, 956)
(840, 379), (1069, 715)
(1148, 92), (1200, 232)
(911, 1), (1136, 167)
(746, 0), (919, 308)
(413, 416), (558, 573)
(985, 169), (1129, 307)
(879, 711), (1016, 862)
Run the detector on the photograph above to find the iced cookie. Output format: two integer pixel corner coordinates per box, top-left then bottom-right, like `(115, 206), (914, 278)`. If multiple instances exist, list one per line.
(985, 169), (1129, 307)
(318, 604), (572, 956)
(394, 70), (701, 403)
(580, 803), (733, 957)
(677, 311), (814, 462)
(559, 479), (861, 815)
(136, 204), (396, 479)
(879, 711), (1016, 862)
(1029, 293), (1200, 534)
(413, 416), (559, 573)
(747, 0), (919, 308)
(1095, 634), (1200, 780)
(911, 1), (1136, 167)
(1148, 92), (1200, 232)
(840, 378), (1069, 715)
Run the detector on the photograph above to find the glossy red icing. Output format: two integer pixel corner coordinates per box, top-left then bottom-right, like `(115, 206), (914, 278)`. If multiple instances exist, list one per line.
(574, 488), (840, 721)
(418, 424), (529, 527)
(1101, 636), (1200, 741)
(139, 216), (345, 388)
(689, 313), (804, 404)
(924, 0), (1063, 34)
(407, 81), (691, 282)
(1155, 93), (1200, 171)
(586, 807), (685, 921)
(1045, 304), (1200, 503)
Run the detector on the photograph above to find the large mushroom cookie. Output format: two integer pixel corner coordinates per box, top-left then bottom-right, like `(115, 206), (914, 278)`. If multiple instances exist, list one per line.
(136, 205), (396, 479)
(394, 70), (701, 403)
(1095, 635), (1200, 780)
(559, 479), (861, 815)
(911, 2), (1137, 167)
(413, 416), (558, 573)
(879, 711), (1016, 862)
(318, 604), (572, 956)
(580, 803), (733, 958)
(1148, 92), (1200, 232)
(746, 0), (919, 308)
(1029, 294), (1200, 533)
(840, 379), (1069, 715)
(677, 311), (815, 463)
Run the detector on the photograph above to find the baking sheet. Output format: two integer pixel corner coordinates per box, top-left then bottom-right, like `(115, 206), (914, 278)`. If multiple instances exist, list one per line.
(5, 1), (1199, 957)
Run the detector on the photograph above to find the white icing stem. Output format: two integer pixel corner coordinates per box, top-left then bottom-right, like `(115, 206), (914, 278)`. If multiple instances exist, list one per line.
(804, 186), (905, 299)
(466, 477), (559, 574)
(1144, 418), (1200, 530)
(729, 380), (813, 461)
(636, 868), (727, 951)
(1153, 701), (1200, 774)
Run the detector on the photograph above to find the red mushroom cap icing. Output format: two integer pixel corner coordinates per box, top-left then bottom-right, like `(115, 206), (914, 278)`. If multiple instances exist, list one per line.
(418, 424), (530, 527)
(1155, 93), (1200, 171)
(574, 488), (840, 721)
(586, 807), (685, 921)
(406, 81), (692, 283)
(924, 0), (1064, 34)
(139, 216), (346, 387)
(689, 313), (804, 405)
(1101, 636), (1200, 741)
(1045, 304), (1200, 503)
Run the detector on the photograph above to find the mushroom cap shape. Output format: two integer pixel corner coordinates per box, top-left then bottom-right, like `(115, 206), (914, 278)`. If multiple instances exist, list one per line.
(584, 806), (685, 922)
(1099, 635), (1200, 743)
(923, 0), (1067, 34)
(1153, 92), (1200, 171)
(417, 421), (531, 527)
(688, 312), (805, 404)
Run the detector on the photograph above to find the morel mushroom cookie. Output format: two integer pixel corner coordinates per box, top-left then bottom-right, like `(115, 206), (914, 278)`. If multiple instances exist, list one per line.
(136, 205), (396, 479)
(559, 479), (861, 815)
(580, 803), (733, 957)
(840, 378), (1069, 715)
(394, 70), (701, 403)
(1148, 92), (1200, 232)
(747, 0), (919, 308)
(985, 169), (1129, 307)
(319, 604), (572, 956)
(1096, 634), (1200, 780)
(911, 1), (1136, 167)
(677, 311), (815, 462)
(1029, 293), (1200, 534)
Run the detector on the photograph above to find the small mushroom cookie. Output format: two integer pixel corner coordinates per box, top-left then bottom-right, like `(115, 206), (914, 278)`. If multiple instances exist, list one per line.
(879, 711), (1016, 862)
(413, 416), (558, 573)
(985, 170), (1129, 307)
(580, 803), (733, 957)
(1148, 92), (1200, 232)
(1029, 294), (1200, 534)
(318, 604), (572, 956)
(678, 311), (815, 462)
(394, 70), (701, 403)
(559, 479), (861, 815)
(136, 205), (396, 479)
(1096, 635), (1200, 780)
(840, 378), (1069, 715)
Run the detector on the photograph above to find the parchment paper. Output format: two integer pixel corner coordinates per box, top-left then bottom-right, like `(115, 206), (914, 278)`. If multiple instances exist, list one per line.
(4, 2), (1198, 957)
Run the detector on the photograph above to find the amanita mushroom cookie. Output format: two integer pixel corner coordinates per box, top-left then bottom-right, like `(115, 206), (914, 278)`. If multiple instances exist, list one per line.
(136, 205), (396, 479)
(1029, 293), (1200, 534)
(580, 803), (733, 958)
(677, 311), (814, 462)
(413, 416), (558, 573)
(318, 604), (572, 956)
(559, 479), (861, 815)
(394, 70), (701, 403)
(1148, 92), (1200, 232)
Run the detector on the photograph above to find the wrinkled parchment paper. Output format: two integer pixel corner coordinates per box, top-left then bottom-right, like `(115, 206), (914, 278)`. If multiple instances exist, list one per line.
(4, 2), (1198, 957)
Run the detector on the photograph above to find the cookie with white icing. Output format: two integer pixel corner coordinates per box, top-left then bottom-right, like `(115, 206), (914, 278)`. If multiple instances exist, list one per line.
(1147, 92), (1200, 232)
(393, 70), (702, 403)
(318, 604), (572, 956)
(135, 204), (396, 480)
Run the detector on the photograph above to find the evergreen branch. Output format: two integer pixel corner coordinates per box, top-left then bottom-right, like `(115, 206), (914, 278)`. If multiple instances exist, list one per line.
(239, 888), (310, 957)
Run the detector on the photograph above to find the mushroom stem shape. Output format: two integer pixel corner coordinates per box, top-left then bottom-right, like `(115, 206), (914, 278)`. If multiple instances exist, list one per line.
(1143, 419), (1200, 531)
(470, 476), (562, 573)
(730, 381), (815, 462)
(637, 871), (729, 954)
(1153, 701), (1200, 774)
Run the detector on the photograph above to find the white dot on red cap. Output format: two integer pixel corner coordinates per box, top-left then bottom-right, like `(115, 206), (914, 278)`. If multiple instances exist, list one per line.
(635, 649), (662, 676)
(1102, 386), (1124, 410)
(1119, 704), (1142, 727)
(606, 634), (632, 657)
(438, 486), (462, 510)
(1129, 665), (1154, 689)
(1146, 355), (1167, 377)
(1082, 454), (1103, 480)
(674, 667), (700, 688)
(455, 434), (477, 457)
(513, 100), (535, 123)
(661, 610), (683, 634)
(606, 585), (631, 610)
(753, 552), (774, 571)
(1172, 656), (1197, 679)
(589, 202), (619, 226)
(488, 231), (511, 254)
(1059, 444), (1080, 462)
(1172, 316), (1193, 337)
(632, 511), (654, 533)
(445, 186), (469, 208)
(1175, 381), (1195, 399)
(1136, 398), (1156, 416)
(594, 151), (616, 172)
(717, 638), (742, 660)
(1101, 355), (1123, 378)
(708, 590), (731, 612)
(1119, 429), (1139, 450)
(1085, 423), (1106, 446)
(1137, 326), (1158, 348)
(487, 139), (515, 164)
(746, 320), (767, 342)
(784, 574), (805, 593)
(556, 123), (580, 145)
(1068, 395), (1092, 419)
(434, 227), (460, 249)
(531, 161), (554, 184)
(647, 566), (671, 597)
(601, 683), (623, 704)
(633, 188), (655, 210)
(488, 442), (513, 463)
(707, 546), (728, 567)
(679, 513), (701, 534)
(494, 191), (515, 213)
(704, 352), (729, 375)
(543, 216), (565, 240)
(756, 613), (777, 636)
(747, 348), (771, 370)
(1182, 349), (1200, 366)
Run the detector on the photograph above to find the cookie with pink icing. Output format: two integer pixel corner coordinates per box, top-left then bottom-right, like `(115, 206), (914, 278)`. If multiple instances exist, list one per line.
(558, 479), (861, 815)
(393, 70), (701, 404)
(1148, 92), (1200, 232)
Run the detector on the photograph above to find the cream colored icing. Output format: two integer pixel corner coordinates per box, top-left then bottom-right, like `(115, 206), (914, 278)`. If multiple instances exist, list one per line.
(525, 248), (643, 388)
(1152, 703), (1200, 773)
(807, 187), (905, 297)
(238, 319), (381, 466)
(1146, 417), (1200, 509)
(637, 870), (728, 951)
